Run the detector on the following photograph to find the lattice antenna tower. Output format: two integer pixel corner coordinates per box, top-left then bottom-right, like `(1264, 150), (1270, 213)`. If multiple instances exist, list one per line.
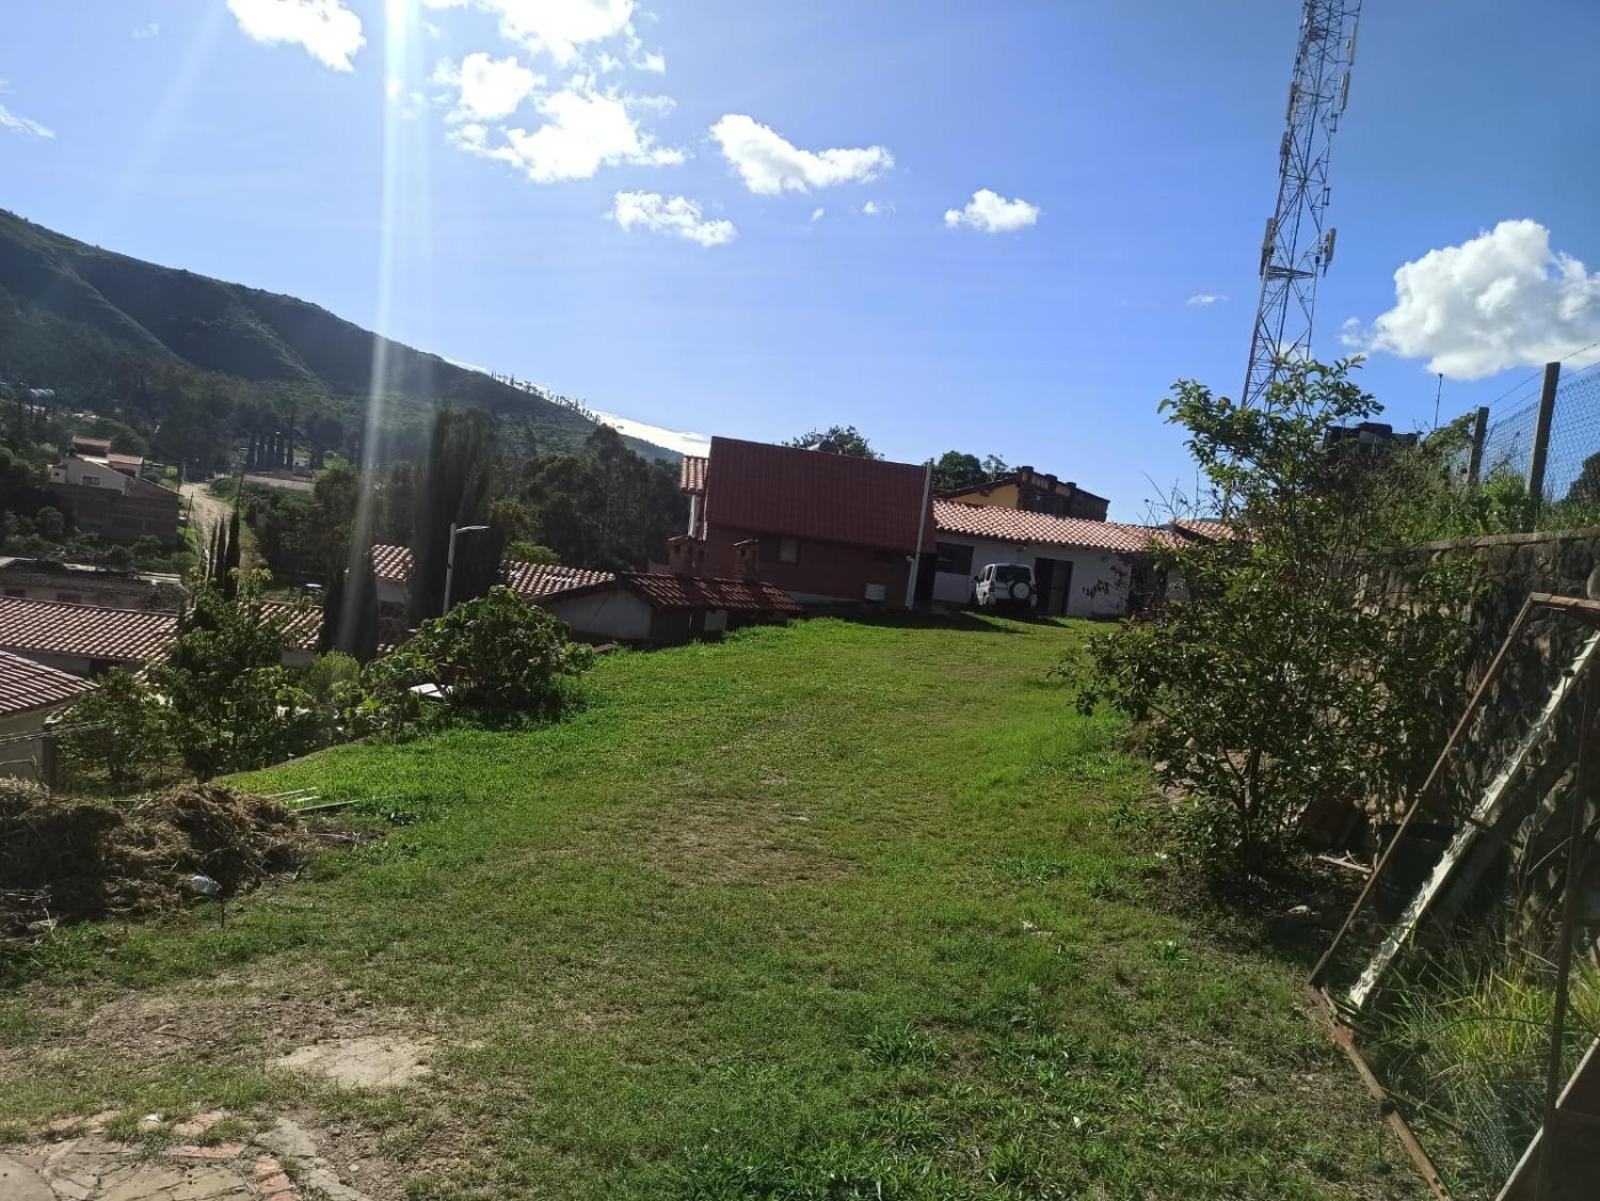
(1241, 0), (1362, 408)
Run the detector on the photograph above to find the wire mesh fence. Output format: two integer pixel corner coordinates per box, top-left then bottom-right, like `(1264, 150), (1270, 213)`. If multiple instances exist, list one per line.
(1453, 364), (1600, 502)
(1313, 599), (1600, 1199)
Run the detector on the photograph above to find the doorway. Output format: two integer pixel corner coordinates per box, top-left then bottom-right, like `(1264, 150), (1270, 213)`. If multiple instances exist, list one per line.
(1033, 557), (1073, 616)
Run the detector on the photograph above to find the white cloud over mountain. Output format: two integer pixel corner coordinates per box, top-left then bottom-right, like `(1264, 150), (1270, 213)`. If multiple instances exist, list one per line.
(1348, 220), (1600, 379)
(0, 98), (53, 139)
(612, 192), (735, 247)
(944, 189), (1039, 234)
(710, 115), (892, 195)
(226, 0), (364, 72)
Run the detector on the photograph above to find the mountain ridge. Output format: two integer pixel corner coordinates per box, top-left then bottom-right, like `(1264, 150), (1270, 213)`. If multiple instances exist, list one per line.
(0, 208), (674, 462)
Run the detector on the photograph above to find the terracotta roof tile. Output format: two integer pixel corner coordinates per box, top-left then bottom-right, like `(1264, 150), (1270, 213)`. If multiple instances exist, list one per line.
(932, 500), (1177, 554)
(1170, 518), (1236, 543)
(372, 543), (413, 584)
(0, 647), (96, 716)
(370, 546), (611, 602)
(618, 573), (802, 614)
(680, 455), (708, 497)
(0, 595), (178, 664)
(703, 437), (935, 553)
(260, 602), (321, 652)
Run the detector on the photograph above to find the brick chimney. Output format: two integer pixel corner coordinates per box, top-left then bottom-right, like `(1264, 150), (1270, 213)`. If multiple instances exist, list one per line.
(732, 538), (760, 579)
(667, 535), (705, 576)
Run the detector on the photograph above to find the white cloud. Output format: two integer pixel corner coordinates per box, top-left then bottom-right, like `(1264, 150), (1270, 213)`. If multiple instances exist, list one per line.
(1187, 293), (1228, 306)
(227, 0), (364, 72)
(435, 52), (542, 120)
(1349, 220), (1600, 380)
(944, 189), (1039, 234)
(611, 191), (735, 247)
(424, 0), (659, 70)
(452, 86), (682, 182)
(710, 114), (892, 195)
(0, 87), (53, 139)
(811, 207), (825, 222)
(861, 200), (880, 216)
(133, 22), (160, 39)
(592, 409), (709, 456)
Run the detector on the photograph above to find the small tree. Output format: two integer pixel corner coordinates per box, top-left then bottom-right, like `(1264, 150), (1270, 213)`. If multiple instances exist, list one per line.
(374, 586), (593, 727)
(784, 425), (880, 458)
(155, 573), (318, 778)
(60, 669), (171, 788)
(1079, 360), (1474, 880)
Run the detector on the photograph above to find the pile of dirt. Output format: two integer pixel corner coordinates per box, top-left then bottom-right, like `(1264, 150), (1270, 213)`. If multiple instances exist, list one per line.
(0, 780), (309, 938)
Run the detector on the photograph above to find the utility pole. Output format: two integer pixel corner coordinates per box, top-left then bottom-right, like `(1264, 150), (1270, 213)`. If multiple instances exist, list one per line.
(442, 522), (489, 614)
(1241, 0), (1363, 408)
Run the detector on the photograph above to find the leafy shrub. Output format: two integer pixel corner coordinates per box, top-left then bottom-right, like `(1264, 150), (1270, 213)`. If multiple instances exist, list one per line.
(367, 586), (593, 728)
(1079, 361), (1475, 879)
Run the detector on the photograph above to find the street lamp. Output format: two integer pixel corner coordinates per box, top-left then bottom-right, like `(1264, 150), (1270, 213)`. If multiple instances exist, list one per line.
(442, 522), (490, 613)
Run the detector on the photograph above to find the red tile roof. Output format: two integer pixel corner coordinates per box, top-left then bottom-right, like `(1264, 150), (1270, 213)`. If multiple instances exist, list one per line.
(0, 647), (95, 716)
(371, 543), (413, 584)
(261, 602), (321, 652)
(932, 500), (1177, 554)
(702, 437), (935, 553)
(370, 545), (612, 602)
(0, 595), (178, 664)
(618, 573), (803, 614)
(1170, 518), (1236, 543)
(504, 562), (616, 599)
(680, 455), (708, 497)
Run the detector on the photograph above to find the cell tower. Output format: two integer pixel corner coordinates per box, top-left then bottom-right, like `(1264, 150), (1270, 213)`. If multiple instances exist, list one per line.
(1241, 0), (1362, 408)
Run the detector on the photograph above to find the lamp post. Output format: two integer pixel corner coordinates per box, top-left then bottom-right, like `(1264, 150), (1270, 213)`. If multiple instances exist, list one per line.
(442, 522), (490, 614)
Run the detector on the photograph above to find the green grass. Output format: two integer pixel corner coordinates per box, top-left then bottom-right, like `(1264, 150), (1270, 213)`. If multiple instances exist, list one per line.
(0, 615), (1422, 1199)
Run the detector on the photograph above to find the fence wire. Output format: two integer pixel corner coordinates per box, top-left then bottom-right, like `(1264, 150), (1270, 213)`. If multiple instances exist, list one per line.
(1457, 364), (1600, 501)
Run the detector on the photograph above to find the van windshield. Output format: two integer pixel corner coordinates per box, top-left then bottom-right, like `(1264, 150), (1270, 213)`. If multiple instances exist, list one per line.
(993, 565), (1031, 584)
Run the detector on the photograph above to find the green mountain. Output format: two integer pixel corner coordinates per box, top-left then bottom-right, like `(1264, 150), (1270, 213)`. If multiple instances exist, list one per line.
(0, 208), (673, 462)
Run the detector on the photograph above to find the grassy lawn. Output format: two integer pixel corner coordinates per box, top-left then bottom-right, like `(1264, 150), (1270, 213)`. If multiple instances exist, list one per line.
(0, 615), (1422, 1200)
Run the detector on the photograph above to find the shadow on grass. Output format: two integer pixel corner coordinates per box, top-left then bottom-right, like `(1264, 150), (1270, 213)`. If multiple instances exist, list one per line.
(828, 607), (1048, 635)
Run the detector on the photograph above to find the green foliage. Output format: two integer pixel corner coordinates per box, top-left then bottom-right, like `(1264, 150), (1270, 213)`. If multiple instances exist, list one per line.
(521, 425), (686, 572)
(784, 424), (880, 458)
(377, 585), (593, 726)
(152, 573), (318, 779)
(1080, 360), (1475, 878)
(408, 408), (500, 622)
(59, 670), (171, 789)
(931, 450), (1008, 492)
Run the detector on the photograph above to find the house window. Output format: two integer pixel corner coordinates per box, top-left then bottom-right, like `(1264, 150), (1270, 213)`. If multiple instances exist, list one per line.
(935, 542), (974, 576)
(3, 588), (24, 597)
(82, 474), (101, 487)
(762, 536), (800, 564)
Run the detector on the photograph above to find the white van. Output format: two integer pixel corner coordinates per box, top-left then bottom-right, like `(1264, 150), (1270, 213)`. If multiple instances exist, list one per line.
(973, 563), (1036, 613)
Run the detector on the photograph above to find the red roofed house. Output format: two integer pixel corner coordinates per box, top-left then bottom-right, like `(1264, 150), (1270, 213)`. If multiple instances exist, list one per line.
(677, 437), (935, 608)
(541, 573), (802, 647)
(0, 648), (95, 780)
(930, 500), (1175, 617)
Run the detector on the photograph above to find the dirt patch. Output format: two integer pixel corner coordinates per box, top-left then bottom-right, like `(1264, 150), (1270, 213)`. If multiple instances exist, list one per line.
(0, 781), (309, 940)
(274, 1037), (435, 1090)
(3, 1109), (376, 1201)
(633, 797), (855, 885)
(0, 961), (432, 1082)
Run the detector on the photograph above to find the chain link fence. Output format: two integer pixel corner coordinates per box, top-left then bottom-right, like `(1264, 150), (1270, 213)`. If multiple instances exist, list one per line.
(1454, 364), (1600, 502)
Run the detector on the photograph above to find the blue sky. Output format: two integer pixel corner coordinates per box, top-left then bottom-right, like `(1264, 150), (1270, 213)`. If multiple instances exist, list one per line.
(4, 1), (1599, 518)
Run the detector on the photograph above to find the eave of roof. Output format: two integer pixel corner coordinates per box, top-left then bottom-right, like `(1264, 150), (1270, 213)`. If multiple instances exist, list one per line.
(932, 500), (1177, 554)
(0, 647), (96, 716)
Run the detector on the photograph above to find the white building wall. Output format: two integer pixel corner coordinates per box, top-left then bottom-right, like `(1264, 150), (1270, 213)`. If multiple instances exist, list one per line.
(931, 535), (1133, 617)
(48, 456), (129, 493)
(541, 588), (656, 642)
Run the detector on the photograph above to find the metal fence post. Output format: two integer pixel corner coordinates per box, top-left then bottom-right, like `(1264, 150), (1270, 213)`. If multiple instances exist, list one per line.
(1467, 406), (1489, 485)
(1527, 362), (1562, 502)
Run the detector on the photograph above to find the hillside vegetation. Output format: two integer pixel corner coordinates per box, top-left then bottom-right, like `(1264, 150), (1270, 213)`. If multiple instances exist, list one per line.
(0, 208), (669, 462)
(0, 616), (1421, 1200)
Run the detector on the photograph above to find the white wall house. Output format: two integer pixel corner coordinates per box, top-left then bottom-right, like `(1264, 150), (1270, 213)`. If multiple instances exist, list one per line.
(49, 454), (130, 494)
(930, 501), (1170, 618)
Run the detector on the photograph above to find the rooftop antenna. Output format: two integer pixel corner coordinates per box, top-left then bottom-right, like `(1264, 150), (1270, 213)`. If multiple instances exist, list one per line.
(1240, 0), (1363, 410)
